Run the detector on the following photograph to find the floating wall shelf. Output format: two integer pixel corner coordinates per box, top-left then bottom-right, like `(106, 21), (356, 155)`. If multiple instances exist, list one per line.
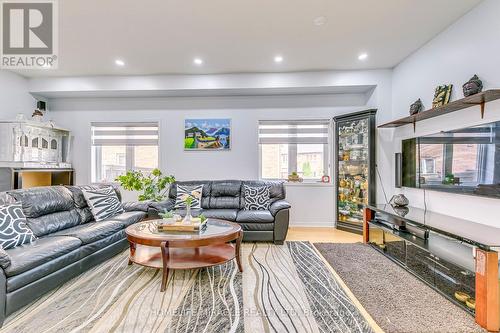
(378, 89), (500, 130)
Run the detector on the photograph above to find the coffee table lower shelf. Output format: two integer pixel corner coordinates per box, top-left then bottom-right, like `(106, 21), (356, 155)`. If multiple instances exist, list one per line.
(129, 243), (237, 270)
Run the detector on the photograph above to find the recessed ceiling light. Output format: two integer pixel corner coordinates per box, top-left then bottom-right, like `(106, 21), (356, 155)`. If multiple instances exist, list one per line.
(193, 58), (203, 65)
(115, 59), (125, 66)
(358, 53), (368, 61)
(274, 55), (283, 63)
(313, 16), (327, 26)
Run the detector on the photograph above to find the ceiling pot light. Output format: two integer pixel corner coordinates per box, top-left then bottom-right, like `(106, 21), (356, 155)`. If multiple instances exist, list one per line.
(115, 59), (125, 66)
(358, 53), (368, 61)
(274, 55), (283, 63)
(313, 16), (327, 26)
(193, 58), (203, 65)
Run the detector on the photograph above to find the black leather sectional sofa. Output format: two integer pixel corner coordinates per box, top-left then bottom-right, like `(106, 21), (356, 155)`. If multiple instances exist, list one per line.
(0, 185), (148, 326)
(148, 180), (291, 244)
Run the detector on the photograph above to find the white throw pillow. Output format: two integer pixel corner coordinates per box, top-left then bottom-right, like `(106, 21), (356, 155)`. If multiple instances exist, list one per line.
(174, 185), (203, 209)
(82, 186), (124, 221)
(243, 185), (270, 210)
(0, 203), (36, 249)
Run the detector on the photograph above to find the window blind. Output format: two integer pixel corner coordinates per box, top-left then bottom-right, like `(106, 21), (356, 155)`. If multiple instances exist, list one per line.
(91, 122), (159, 146)
(258, 119), (330, 144)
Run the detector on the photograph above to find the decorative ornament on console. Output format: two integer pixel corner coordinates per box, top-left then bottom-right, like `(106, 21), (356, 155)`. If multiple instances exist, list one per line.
(287, 171), (303, 182)
(432, 84), (453, 108)
(409, 98), (423, 115)
(389, 194), (409, 207)
(462, 74), (483, 97)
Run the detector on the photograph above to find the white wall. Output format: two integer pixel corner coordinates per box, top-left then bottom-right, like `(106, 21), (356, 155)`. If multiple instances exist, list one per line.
(0, 71), (35, 120)
(391, 0), (500, 227)
(45, 69), (393, 226)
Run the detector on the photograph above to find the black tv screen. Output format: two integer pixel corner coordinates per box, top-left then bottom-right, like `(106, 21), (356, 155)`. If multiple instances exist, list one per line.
(401, 120), (500, 198)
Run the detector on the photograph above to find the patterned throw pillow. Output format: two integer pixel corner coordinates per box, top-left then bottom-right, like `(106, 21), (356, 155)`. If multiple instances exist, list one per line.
(0, 203), (36, 249)
(243, 185), (270, 210)
(174, 185), (203, 209)
(82, 186), (124, 221)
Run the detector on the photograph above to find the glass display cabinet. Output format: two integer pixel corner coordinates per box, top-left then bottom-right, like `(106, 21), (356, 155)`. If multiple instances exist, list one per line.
(334, 110), (377, 233)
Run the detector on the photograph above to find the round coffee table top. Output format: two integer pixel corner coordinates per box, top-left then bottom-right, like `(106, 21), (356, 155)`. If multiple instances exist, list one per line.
(125, 219), (241, 247)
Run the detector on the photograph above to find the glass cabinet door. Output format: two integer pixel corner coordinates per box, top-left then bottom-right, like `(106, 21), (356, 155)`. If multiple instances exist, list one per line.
(337, 118), (370, 227)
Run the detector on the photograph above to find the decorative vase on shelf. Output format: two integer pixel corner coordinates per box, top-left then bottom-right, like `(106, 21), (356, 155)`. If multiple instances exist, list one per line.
(389, 194), (409, 207)
(462, 74), (483, 97)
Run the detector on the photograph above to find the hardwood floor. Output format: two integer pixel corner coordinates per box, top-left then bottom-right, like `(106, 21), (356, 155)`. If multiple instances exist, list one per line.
(286, 227), (362, 243)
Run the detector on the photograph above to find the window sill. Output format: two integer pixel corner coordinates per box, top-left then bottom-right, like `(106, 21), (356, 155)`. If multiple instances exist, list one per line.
(283, 182), (334, 188)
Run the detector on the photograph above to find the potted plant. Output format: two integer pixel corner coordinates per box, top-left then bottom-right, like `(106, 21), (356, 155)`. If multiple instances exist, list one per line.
(158, 209), (177, 224)
(115, 168), (175, 201)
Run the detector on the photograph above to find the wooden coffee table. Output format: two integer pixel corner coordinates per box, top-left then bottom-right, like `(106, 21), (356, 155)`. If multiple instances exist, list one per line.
(125, 219), (243, 292)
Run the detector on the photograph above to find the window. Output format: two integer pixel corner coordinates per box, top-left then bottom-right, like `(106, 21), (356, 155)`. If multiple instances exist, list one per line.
(91, 122), (159, 183)
(259, 120), (330, 180)
(420, 158), (436, 174)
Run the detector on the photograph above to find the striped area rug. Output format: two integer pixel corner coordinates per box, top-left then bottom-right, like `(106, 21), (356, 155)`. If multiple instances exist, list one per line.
(3, 242), (376, 333)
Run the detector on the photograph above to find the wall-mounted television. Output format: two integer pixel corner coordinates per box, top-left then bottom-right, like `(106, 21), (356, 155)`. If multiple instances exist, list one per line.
(401, 120), (500, 199)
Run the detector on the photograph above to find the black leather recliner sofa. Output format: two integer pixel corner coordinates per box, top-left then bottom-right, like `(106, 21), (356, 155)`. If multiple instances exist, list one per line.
(0, 185), (148, 326)
(148, 180), (291, 244)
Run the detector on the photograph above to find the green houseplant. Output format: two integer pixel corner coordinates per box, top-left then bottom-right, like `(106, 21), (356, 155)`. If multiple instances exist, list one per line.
(115, 168), (175, 202)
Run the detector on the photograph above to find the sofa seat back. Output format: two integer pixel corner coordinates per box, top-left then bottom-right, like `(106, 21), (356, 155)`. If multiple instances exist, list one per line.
(209, 180), (242, 209)
(167, 180), (286, 211)
(7, 186), (82, 237)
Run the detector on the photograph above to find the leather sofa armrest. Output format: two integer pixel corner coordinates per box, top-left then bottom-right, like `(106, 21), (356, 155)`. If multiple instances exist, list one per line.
(0, 247), (11, 270)
(147, 199), (175, 219)
(269, 199), (291, 216)
(122, 201), (151, 212)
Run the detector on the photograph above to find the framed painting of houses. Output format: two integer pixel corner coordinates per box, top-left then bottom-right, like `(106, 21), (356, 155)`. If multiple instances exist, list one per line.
(184, 119), (231, 150)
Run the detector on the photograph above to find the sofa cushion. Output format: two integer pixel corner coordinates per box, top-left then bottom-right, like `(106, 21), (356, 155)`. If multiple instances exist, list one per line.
(236, 210), (274, 223)
(202, 209), (238, 221)
(102, 211), (146, 228)
(26, 209), (82, 237)
(8, 186), (74, 218)
(7, 247), (81, 292)
(0, 203), (36, 249)
(82, 186), (124, 221)
(169, 181), (211, 209)
(4, 236), (82, 277)
(209, 180), (242, 209)
(78, 229), (126, 258)
(50, 220), (123, 244)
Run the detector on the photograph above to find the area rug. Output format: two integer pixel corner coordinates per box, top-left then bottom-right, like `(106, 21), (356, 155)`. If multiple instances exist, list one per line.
(314, 243), (486, 333)
(3, 242), (375, 333)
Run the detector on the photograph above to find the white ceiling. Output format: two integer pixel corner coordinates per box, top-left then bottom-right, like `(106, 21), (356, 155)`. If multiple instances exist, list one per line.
(15, 0), (481, 77)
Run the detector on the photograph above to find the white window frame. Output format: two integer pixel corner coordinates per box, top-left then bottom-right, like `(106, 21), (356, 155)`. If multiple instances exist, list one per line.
(258, 119), (332, 182)
(90, 121), (161, 183)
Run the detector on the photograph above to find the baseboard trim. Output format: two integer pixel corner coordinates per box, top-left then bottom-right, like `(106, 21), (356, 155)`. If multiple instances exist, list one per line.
(289, 221), (335, 227)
